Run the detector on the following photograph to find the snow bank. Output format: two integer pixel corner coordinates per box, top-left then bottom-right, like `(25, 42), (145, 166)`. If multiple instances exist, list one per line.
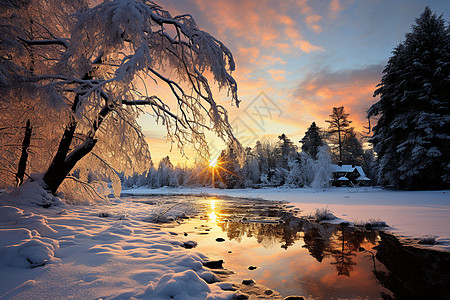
(0, 197), (234, 299)
(1, 180), (64, 208)
(0, 206), (59, 268)
(0, 229), (59, 268)
(143, 269), (228, 300)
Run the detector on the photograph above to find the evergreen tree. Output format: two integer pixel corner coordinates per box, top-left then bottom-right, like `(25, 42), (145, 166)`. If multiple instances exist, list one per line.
(326, 107), (353, 162)
(368, 7), (450, 189)
(362, 149), (376, 183)
(157, 156), (173, 187)
(241, 147), (260, 187)
(276, 134), (298, 170)
(300, 122), (324, 160)
(218, 145), (241, 188)
(341, 128), (364, 166)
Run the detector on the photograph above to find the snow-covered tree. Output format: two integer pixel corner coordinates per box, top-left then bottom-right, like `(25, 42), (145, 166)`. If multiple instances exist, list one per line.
(146, 164), (158, 188)
(218, 144), (241, 188)
(326, 106), (353, 163)
(368, 7), (450, 189)
(311, 146), (333, 189)
(0, 0), (240, 195)
(240, 147), (260, 187)
(275, 134), (298, 171)
(156, 156), (173, 187)
(300, 122), (324, 160)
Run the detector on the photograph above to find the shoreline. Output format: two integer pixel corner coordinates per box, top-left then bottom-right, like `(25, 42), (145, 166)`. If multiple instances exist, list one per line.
(121, 187), (450, 253)
(1, 191), (448, 299)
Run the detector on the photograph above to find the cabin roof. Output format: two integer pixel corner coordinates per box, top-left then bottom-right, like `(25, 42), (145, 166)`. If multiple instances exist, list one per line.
(331, 164), (368, 178)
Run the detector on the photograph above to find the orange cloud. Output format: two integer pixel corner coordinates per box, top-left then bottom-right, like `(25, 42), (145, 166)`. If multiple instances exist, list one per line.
(329, 0), (354, 18)
(330, 0), (342, 14)
(305, 14), (323, 33)
(261, 55), (287, 66)
(193, 0), (324, 54)
(288, 64), (384, 133)
(267, 69), (287, 82)
(293, 40), (324, 53)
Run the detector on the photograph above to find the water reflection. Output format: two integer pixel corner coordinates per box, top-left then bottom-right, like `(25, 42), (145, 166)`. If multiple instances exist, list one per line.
(199, 198), (387, 298)
(209, 211), (217, 222)
(217, 219), (302, 249)
(374, 231), (450, 300)
(139, 195), (449, 299)
(219, 218), (380, 277)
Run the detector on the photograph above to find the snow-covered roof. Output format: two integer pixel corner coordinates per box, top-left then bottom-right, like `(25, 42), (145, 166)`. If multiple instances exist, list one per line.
(355, 166), (367, 178)
(337, 177), (349, 181)
(331, 164), (355, 173)
(356, 176), (371, 181)
(331, 165), (367, 178)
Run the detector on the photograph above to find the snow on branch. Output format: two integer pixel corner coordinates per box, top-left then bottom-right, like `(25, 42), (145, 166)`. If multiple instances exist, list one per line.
(1, 0), (241, 189)
(18, 37), (69, 49)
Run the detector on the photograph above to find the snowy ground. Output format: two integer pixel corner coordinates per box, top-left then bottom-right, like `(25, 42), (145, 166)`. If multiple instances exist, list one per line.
(1, 185), (449, 299)
(0, 183), (239, 299)
(122, 186), (450, 251)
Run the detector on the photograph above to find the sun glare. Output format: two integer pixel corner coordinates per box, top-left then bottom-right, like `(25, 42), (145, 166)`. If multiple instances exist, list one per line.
(209, 156), (219, 167)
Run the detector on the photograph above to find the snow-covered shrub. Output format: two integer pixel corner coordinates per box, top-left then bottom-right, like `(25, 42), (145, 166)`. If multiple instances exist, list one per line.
(59, 178), (111, 205)
(314, 207), (336, 221)
(365, 219), (388, 228)
(418, 235), (437, 245)
(4, 178), (64, 208)
(286, 157), (305, 187)
(311, 146), (332, 189)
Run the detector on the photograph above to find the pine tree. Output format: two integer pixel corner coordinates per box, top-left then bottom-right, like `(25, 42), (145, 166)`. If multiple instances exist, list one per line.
(276, 134), (298, 170)
(341, 128), (364, 166)
(218, 145), (241, 188)
(368, 7), (450, 190)
(157, 156), (173, 187)
(326, 107), (353, 163)
(300, 122), (324, 160)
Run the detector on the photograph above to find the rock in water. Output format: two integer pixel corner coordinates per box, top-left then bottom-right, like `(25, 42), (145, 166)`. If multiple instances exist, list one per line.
(181, 241), (197, 249)
(203, 260), (224, 269)
(242, 279), (255, 285)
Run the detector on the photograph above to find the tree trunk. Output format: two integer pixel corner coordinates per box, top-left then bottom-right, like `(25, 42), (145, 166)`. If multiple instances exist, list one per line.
(41, 99), (112, 195)
(338, 126), (342, 162)
(42, 137), (97, 194)
(16, 119), (32, 186)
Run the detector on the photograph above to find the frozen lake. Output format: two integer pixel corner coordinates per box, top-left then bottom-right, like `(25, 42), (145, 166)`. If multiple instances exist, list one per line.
(129, 194), (450, 299)
(123, 187), (450, 251)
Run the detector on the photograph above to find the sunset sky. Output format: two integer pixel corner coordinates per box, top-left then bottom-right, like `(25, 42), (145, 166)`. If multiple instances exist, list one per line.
(138, 0), (450, 165)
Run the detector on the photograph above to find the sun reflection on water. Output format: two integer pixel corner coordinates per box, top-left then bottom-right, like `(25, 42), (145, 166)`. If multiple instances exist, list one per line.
(208, 198), (219, 223)
(209, 211), (217, 222)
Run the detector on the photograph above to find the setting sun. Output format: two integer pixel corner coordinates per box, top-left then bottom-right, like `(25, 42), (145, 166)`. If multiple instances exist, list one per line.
(209, 155), (219, 168)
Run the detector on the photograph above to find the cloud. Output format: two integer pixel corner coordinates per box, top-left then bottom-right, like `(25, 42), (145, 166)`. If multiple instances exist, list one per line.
(289, 64), (384, 132)
(305, 14), (323, 33)
(267, 69), (286, 82)
(261, 55), (287, 66)
(191, 0), (324, 54)
(329, 0), (355, 18)
(330, 0), (342, 15)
